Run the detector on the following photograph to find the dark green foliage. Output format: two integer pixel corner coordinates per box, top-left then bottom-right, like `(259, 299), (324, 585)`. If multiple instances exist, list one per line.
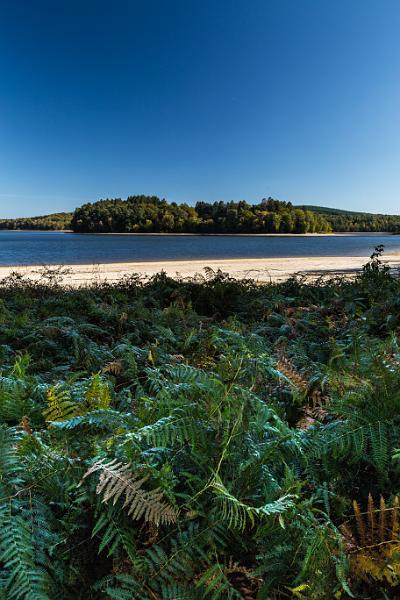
(299, 205), (400, 232)
(71, 195), (332, 233)
(2, 251), (400, 597)
(0, 212), (72, 230)
(5, 200), (400, 233)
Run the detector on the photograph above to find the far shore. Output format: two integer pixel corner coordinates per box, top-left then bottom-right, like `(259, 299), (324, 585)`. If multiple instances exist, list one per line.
(2, 253), (400, 286)
(0, 229), (396, 236)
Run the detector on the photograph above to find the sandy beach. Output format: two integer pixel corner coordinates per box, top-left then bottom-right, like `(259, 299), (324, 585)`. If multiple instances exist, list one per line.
(1, 254), (400, 286)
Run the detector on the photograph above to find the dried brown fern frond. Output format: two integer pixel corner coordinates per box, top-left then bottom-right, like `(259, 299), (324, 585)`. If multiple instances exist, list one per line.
(379, 495), (386, 543)
(349, 495), (400, 549)
(20, 415), (32, 435)
(196, 560), (262, 600)
(144, 522), (159, 546)
(224, 558), (262, 600)
(367, 493), (376, 544)
(224, 558), (253, 577)
(82, 458), (178, 525)
(343, 495), (400, 587)
(309, 403), (329, 420)
(102, 361), (123, 376)
(295, 412), (316, 430)
(353, 500), (367, 546)
(276, 355), (308, 394)
(339, 523), (357, 553)
(170, 354), (185, 363)
(296, 404), (329, 430)
(392, 495), (400, 539)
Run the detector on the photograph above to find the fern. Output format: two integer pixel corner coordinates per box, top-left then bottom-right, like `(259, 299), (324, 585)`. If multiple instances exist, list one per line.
(131, 406), (202, 447)
(196, 563), (243, 599)
(134, 521), (229, 596)
(0, 500), (55, 600)
(92, 574), (144, 599)
(306, 418), (395, 476)
(211, 477), (295, 531)
(84, 372), (111, 409)
(2, 255), (400, 597)
(92, 505), (137, 559)
(82, 458), (178, 525)
(50, 408), (130, 431)
(42, 384), (79, 422)
(0, 425), (23, 490)
(0, 376), (35, 423)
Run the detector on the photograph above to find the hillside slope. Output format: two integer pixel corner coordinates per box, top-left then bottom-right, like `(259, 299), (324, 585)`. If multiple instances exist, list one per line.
(297, 205), (400, 232)
(0, 212), (72, 230)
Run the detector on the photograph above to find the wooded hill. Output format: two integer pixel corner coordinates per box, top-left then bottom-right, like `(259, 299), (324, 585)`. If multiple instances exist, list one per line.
(0, 212), (72, 230)
(71, 196), (332, 234)
(2, 198), (400, 233)
(299, 205), (400, 232)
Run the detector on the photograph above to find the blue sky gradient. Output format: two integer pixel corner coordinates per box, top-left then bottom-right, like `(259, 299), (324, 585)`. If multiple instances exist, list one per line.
(1, 0), (399, 217)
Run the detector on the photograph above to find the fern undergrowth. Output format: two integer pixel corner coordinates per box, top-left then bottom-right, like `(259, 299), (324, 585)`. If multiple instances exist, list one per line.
(1, 250), (400, 598)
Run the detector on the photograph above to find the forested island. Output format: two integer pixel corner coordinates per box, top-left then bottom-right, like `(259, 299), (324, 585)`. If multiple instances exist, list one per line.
(71, 196), (332, 234)
(2, 196), (400, 233)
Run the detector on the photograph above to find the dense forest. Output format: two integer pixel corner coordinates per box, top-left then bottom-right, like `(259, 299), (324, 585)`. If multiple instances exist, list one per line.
(3, 199), (400, 234)
(300, 205), (400, 232)
(71, 196), (332, 234)
(2, 248), (400, 598)
(0, 212), (72, 230)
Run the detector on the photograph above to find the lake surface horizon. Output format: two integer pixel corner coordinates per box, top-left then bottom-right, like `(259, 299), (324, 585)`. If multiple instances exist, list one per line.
(0, 230), (399, 266)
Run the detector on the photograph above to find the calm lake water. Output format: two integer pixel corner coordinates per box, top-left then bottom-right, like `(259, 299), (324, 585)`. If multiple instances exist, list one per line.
(0, 231), (399, 266)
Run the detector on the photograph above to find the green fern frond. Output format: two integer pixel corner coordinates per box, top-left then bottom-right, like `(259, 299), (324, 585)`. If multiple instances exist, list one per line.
(92, 505), (137, 560)
(11, 353), (31, 379)
(132, 406), (201, 447)
(0, 501), (54, 600)
(0, 377), (34, 423)
(307, 419), (392, 474)
(50, 409), (130, 431)
(42, 384), (79, 422)
(137, 522), (227, 593)
(211, 478), (295, 532)
(0, 425), (23, 490)
(85, 372), (111, 410)
(196, 563), (242, 599)
(92, 574), (144, 599)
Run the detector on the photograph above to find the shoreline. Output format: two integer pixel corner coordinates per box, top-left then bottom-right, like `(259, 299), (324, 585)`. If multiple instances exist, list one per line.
(2, 254), (400, 285)
(0, 230), (395, 237)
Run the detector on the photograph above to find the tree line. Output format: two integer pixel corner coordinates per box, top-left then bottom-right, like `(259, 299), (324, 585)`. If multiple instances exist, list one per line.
(301, 205), (400, 232)
(3, 198), (400, 233)
(0, 212), (72, 231)
(71, 195), (332, 234)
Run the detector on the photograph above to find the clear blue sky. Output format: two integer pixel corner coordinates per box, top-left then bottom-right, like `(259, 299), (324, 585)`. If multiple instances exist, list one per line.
(1, 0), (399, 218)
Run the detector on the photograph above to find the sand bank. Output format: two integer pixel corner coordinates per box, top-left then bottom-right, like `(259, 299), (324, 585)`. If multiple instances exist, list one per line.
(1, 254), (400, 286)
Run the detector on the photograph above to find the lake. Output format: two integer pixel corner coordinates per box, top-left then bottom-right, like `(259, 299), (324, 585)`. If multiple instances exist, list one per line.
(0, 230), (399, 266)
